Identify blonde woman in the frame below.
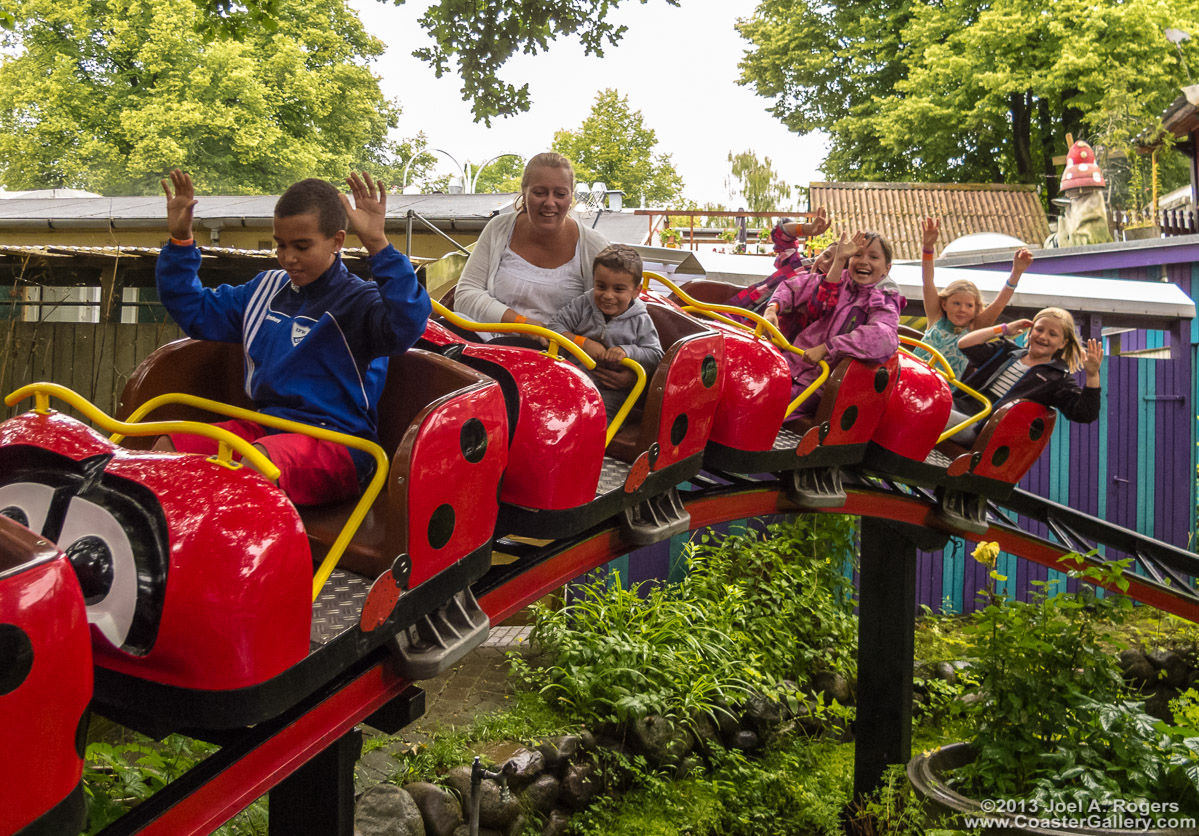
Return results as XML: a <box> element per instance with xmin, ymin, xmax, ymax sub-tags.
<box><xmin>454</xmin><ymin>152</ymin><xmax>609</xmax><ymax>336</ymax></box>
<box><xmin>946</xmin><ymin>307</ymin><xmax>1103</xmax><ymax>444</ymax></box>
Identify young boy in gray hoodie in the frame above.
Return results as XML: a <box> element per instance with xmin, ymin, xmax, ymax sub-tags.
<box><xmin>548</xmin><ymin>244</ymin><xmax>663</xmax><ymax>419</ymax></box>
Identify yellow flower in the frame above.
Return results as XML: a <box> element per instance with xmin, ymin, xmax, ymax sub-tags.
<box><xmin>972</xmin><ymin>541</ymin><xmax>1000</xmax><ymax>568</ymax></box>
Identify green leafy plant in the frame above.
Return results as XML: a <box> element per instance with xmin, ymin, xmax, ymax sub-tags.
<box><xmin>517</xmin><ymin>517</ymin><xmax>858</xmax><ymax>730</ymax></box>
<box><xmin>657</xmin><ymin>226</ymin><xmax>682</xmax><ymax>247</ymax></box>
<box><xmin>951</xmin><ymin>553</ymin><xmax>1199</xmax><ymax>812</ymax></box>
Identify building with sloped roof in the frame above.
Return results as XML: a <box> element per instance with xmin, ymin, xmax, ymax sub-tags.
<box><xmin>809</xmin><ymin>181</ymin><xmax>1051</xmax><ymax>260</ymax></box>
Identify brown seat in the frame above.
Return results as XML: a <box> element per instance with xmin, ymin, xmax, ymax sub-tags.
<box><xmin>605</xmin><ymin>305</ymin><xmax>713</xmax><ymax>463</ymax></box>
<box><xmin>672</xmin><ymin>279</ymin><xmax>742</xmax><ymax>308</ymax></box>
<box><xmin>117</xmin><ymin>339</ymin><xmax>502</xmax><ymax>578</ymax></box>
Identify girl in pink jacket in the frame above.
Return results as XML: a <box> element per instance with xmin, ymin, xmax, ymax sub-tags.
<box><xmin>764</xmin><ymin>230</ymin><xmax>903</xmax><ymax>412</ymax></box>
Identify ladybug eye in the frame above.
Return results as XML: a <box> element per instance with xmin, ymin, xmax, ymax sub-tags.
<box><xmin>0</xmin><ymin>482</ymin><xmax>55</xmax><ymax>534</ymax></box>
<box><xmin>57</xmin><ymin>496</ymin><xmax>139</xmax><ymax>650</ymax></box>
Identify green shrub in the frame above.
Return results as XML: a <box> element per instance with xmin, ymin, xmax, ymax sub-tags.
<box><xmin>518</xmin><ymin>516</ymin><xmax>858</xmax><ymax>728</ymax></box>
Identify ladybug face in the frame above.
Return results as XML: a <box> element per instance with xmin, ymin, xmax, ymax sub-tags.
<box><xmin>0</xmin><ymin>448</ymin><xmax>168</xmax><ymax>655</ymax></box>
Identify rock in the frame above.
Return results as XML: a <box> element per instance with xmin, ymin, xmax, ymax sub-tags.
<box><xmin>502</xmin><ymin>748</ymin><xmax>545</xmax><ymax>789</ymax></box>
<box><xmin>630</xmin><ymin>715</ymin><xmax>692</xmax><ymax>767</ymax></box>
<box><xmin>932</xmin><ymin>661</ymin><xmax>957</xmax><ymax>685</ymax></box>
<box><xmin>1120</xmin><ymin>648</ymin><xmax>1157</xmax><ymax>685</ymax></box>
<box><xmin>559</xmin><ymin>761</ymin><xmax>598</xmax><ymax>810</ymax></box>
<box><xmin>676</xmin><ymin>755</ymin><xmax>703</xmax><ymax>778</ymax></box>
<box><xmin>811</xmin><ymin>671</ymin><xmax>852</xmax><ymax>705</ymax></box>
<box><xmin>444</xmin><ymin>766</ymin><xmax>473</xmax><ymax>808</ymax></box>
<box><xmin>542</xmin><ymin>809</ymin><xmax>570</xmax><ymax>836</ymax></box>
<box><xmin>744</xmin><ymin>694</ymin><xmax>783</xmax><ymax>733</ymax></box>
<box><xmin>686</xmin><ymin>712</ymin><xmax>721</xmax><ymax>752</ymax></box>
<box><xmin>535</xmin><ymin>735</ymin><xmax>582</xmax><ymax>776</ymax></box>
<box><xmin>726</xmin><ymin>729</ymin><xmax>760</xmax><ymax>752</ymax></box>
<box><xmin>1145</xmin><ymin>686</ymin><xmax>1181</xmax><ymax>723</ymax></box>
<box><xmin>452</xmin><ymin>827</ymin><xmax>500</xmax><ymax>836</ymax></box>
<box><xmin>355</xmin><ymin>785</ymin><xmax>426</xmax><ymax>836</ymax></box>
<box><xmin>1148</xmin><ymin>649</ymin><xmax>1188</xmax><ymax>688</ymax></box>
<box><xmin>441</xmin><ymin>765</ymin><xmax>520</xmax><ymax>831</ymax></box>
<box><xmin>521</xmin><ymin>774</ymin><xmax>560</xmax><ymax>814</ymax></box>
<box><xmin>713</xmin><ymin>703</ymin><xmax>739</xmax><ymax>737</ymax></box>
<box><xmin>578</xmin><ymin>730</ymin><xmax>596</xmax><ymax>751</ymax></box>
<box><xmin>404</xmin><ymin>782</ymin><xmax>463</xmax><ymax>836</ymax></box>
<box><xmin>504</xmin><ymin>813</ymin><xmax>527</xmax><ymax>836</ymax></box>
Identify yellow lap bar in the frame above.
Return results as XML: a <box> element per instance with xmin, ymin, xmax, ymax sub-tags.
<box><xmin>645</xmin><ymin>271</ymin><xmax>829</xmax><ymax>418</ymax></box>
<box><xmin>115</xmin><ymin>392</ymin><xmax>389</xmax><ymax>601</ymax></box>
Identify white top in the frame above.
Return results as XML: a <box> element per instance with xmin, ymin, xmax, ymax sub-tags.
<box><xmin>490</xmin><ymin>241</ymin><xmax>584</xmax><ymax>329</ymax></box>
<box><xmin>454</xmin><ymin>211</ymin><xmax>610</xmax><ymax>325</ymax></box>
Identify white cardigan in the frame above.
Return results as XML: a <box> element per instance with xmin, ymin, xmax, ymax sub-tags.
<box><xmin>454</xmin><ymin>211</ymin><xmax>610</xmax><ymax>325</ymax></box>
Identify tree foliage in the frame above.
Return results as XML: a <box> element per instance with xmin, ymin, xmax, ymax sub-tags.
<box><xmin>0</xmin><ymin>0</ymin><xmax>434</xmax><ymax>194</ymax></box>
<box><xmin>727</xmin><ymin>149</ymin><xmax>791</xmax><ymax>213</ymax></box>
<box><xmin>553</xmin><ymin>89</ymin><xmax>684</xmax><ymax>207</ymax></box>
<box><xmin>469</xmin><ymin>154</ymin><xmax>525</xmax><ymax>194</ymax></box>
<box><xmin>738</xmin><ymin>0</ymin><xmax>1199</xmax><ymax>201</ymax></box>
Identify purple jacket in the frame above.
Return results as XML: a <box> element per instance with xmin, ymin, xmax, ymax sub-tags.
<box><xmin>770</xmin><ymin>269</ymin><xmax>904</xmax><ymax>394</ymax></box>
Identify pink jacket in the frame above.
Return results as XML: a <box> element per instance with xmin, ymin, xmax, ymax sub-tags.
<box><xmin>770</xmin><ymin>269</ymin><xmax>904</xmax><ymax>391</ymax></box>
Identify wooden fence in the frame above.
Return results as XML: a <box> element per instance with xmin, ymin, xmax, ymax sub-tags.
<box><xmin>1</xmin><ymin>320</ymin><xmax>184</xmax><ymax>420</ymax></box>
<box><xmin>1109</xmin><ymin>207</ymin><xmax>1198</xmax><ymax>238</ymax></box>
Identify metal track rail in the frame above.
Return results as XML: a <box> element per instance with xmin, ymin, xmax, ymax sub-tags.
<box><xmin>88</xmin><ymin>472</ymin><xmax>1199</xmax><ymax>836</ymax></box>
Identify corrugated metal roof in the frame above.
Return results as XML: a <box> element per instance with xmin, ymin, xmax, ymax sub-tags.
<box><xmin>0</xmin><ymin>193</ymin><xmax>516</xmax><ymax>225</ymax></box>
<box><xmin>0</xmin><ymin>243</ymin><xmax>432</xmax><ymax>265</ymax></box>
<box><xmin>809</xmin><ymin>182</ymin><xmax>1051</xmax><ymax>261</ymax></box>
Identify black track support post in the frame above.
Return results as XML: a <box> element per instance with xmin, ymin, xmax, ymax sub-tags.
<box><xmin>852</xmin><ymin>516</ymin><xmax>918</xmax><ymax>805</ymax></box>
<box><xmin>268</xmin><ymin>727</ymin><xmax>363</xmax><ymax>836</ymax></box>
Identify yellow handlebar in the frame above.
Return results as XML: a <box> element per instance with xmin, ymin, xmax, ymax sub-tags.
<box><xmin>897</xmin><ymin>336</ymin><xmax>993</xmax><ymax>443</ymax></box>
<box><xmin>642</xmin><ymin>271</ymin><xmax>829</xmax><ymax>418</ymax></box>
<box><xmin>431</xmin><ymin>300</ymin><xmax>595</xmax><ymax>368</ymax></box>
<box><xmin>117</xmin><ymin>392</ymin><xmax>390</xmax><ymax>601</ymax></box>
<box><xmin>6</xmin><ymin>383</ymin><xmax>281</xmax><ymax>480</ymax></box>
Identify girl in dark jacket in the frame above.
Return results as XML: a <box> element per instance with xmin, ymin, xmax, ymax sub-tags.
<box><xmin>946</xmin><ymin>306</ymin><xmax>1103</xmax><ymax>444</ymax></box>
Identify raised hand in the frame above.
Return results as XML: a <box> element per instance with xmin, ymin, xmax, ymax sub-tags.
<box><xmin>1012</xmin><ymin>248</ymin><xmax>1034</xmax><ymax>274</ymax></box>
<box><xmin>921</xmin><ymin>216</ymin><xmax>939</xmax><ymax>250</ymax></box>
<box><xmin>161</xmin><ymin>169</ymin><xmax>198</xmax><ymax>241</ymax></box>
<box><xmin>1082</xmin><ymin>338</ymin><xmax>1104</xmax><ymax>377</ymax></box>
<box><xmin>341</xmin><ymin>172</ymin><xmax>389</xmax><ymax>255</ymax></box>
<box><xmin>1005</xmin><ymin>318</ymin><xmax>1034</xmax><ymax>337</ymax></box>
<box><xmin>802</xmin><ymin>206</ymin><xmax>830</xmax><ymax>238</ymax></box>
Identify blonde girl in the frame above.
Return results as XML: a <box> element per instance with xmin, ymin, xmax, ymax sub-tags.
<box><xmin>945</xmin><ymin>307</ymin><xmax>1103</xmax><ymax>444</ymax></box>
<box><xmin>918</xmin><ymin>216</ymin><xmax>1032</xmax><ymax>376</ymax></box>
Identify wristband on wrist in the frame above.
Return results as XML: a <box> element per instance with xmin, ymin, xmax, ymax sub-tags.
<box><xmin>1001</xmin><ymin>322</ymin><xmax>1009</xmax><ymax>335</ymax></box>
<box><xmin>1006</xmin><ymin>279</ymin><xmax>1019</xmax><ymax>289</ymax></box>
<box><xmin>170</xmin><ymin>237</ymin><xmax>195</xmax><ymax>247</ymax></box>
<box><xmin>922</xmin><ymin>247</ymin><xmax>935</xmax><ymax>255</ymax></box>
<box><xmin>993</xmin><ymin>324</ymin><xmax>1005</xmax><ymax>336</ymax></box>
<box><xmin>513</xmin><ymin>314</ymin><xmax>527</xmax><ymax>324</ymax></box>
<box><xmin>573</xmin><ymin>334</ymin><xmax>587</xmax><ymax>347</ymax></box>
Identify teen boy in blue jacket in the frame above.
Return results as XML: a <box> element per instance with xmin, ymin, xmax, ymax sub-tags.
<box><xmin>155</xmin><ymin>170</ymin><xmax>432</xmax><ymax>505</ymax></box>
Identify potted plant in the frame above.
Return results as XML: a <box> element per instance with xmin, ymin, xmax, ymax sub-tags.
<box><xmin>908</xmin><ymin>549</ymin><xmax>1199</xmax><ymax>833</ymax></box>
<box><xmin>658</xmin><ymin>227</ymin><xmax>681</xmax><ymax>248</ymax></box>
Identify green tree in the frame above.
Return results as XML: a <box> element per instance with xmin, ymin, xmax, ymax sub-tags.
<box><xmin>470</xmin><ymin>154</ymin><xmax>525</xmax><ymax>194</ymax></box>
<box><xmin>727</xmin><ymin>149</ymin><xmax>791</xmax><ymax>216</ymax></box>
<box><xmin>0</xmin><ymin>0</ymin><xmax>683</xmax><ymax>124</ymax></box>
<box><xmin>738</xmin><ymin>0</ymin><xmax>1199</xmax><ymax>201</ymax></box>
<box><xmin>553</xmin><ymin>89</ymin><xmax>684</xmax><ymax>207</ymax></box>
<box><xmin>0</xmin><ymin>0</ymin><xmax>434</xmax><ymax>194</ymax></box>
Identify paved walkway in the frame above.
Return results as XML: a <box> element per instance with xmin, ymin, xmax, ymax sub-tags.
<box><xmin>355</xmin><ymin>624</ymin><xmax>536</xmax><ymax>787</ymax></box>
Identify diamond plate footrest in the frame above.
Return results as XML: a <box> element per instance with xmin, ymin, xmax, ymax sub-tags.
<box><xmin>935</xmin><ymin>488</ymin><xmax>989</xmax><ymax>536</ymax></box>
<box><xmin>619</xmin><ymin>487</ymin><xmax>691</xmax><ymax>547</ymax></box>
<box><xmin>784</xmin><ymin>466</ymin><xmax>846</xmax><ymax>509</ymax></box>
<box><xmin>391</xmin><ymin>588</ymin><xmax>490</xmax><ymax>681</ymax></box>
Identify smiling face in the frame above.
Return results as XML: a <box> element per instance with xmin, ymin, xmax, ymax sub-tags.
<box><xmin>847</xmin><ymin>238</ymin><xmax>890</xmax><ymax>285</ymax></box>
<box><xmin>592</xmin><ymin>265</ymin><xmax>638</xmax><ymax>318</ymax></box>
<box><xmin>273</xmin><ymin>212</ymin><xmax>344</xmax><ymax>287</ymax></box>
<box><xmin>943</xmin><ymin>291</ymin><xmax>979</xmax><ymax>328</ymax></box>
<box><xmin>1026</xmin><ymin>315</ymin><xmax>1067</xmax><ymax>362</ymax></box>
<box><xmin>522</xmin><ymin>164</ymin><xmax>574</xmax><ymax>235</ymax></box>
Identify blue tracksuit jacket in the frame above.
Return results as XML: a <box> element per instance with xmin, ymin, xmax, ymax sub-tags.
<box><xmin>155</xmin><ymin>242</ymin><xmax>432</xmax><ymax>476</ymax></box>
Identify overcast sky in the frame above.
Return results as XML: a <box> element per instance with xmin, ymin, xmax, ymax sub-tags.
<box><xmin>350</xmin><ymin>0</ymin><xmax>830</xmax><ymax>208</ymax></box>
